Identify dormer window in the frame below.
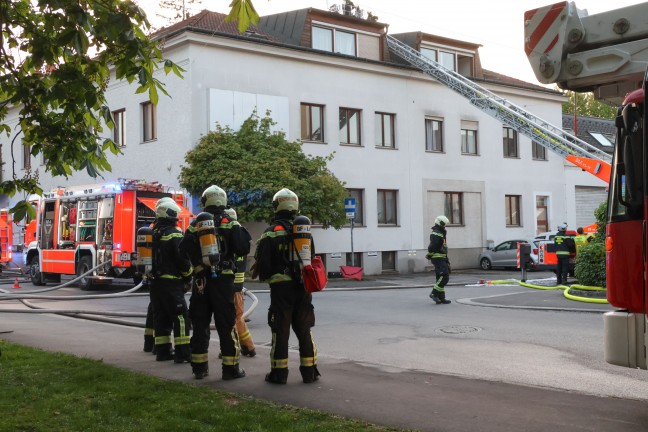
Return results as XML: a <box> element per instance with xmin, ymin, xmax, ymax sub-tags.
<box><xmin>312</xmin><ymin>25</ymin><xmax>357</xmax><ymax>56</ymax></box>
<box><xmin>420</xmin><ymin>44</ymin><xmax>474</xmax><ymax>77</ymax></box>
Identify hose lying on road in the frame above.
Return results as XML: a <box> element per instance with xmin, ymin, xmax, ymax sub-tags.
<box><xmin>485</xmin><ymin>278</ymin><xmax>608</xmax><ymax>304</ymax></box>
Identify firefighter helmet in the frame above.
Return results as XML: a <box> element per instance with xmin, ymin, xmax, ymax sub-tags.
<box><xmin>272</xmin><ymin>188</ymin><xmax>299</xmax><ymax>213</ymax></box>
<box><xmin>223</xmin><ymin>207</ymin><xmax>238</xmax><ymax>221</ymax></box>
<box><xmin>156</xmin><ymin>198</ymin><xmax>181</xmax><ymax>220</ymax></box>
<box><xmin>434</xmin><ymin>215</ymin><xmax>449</xmax><ymax>227</ymax></box>
<box><xmin>201</xmin><ymin>185</ymin><xmax>227</xmax><ymax>209</ymax></box>
<box><xmin>557</xmin><ymin>223</ymin><xmax>568</xmax><ymax>232</ymax></box>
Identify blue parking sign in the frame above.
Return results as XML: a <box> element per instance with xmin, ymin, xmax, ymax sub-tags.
<box><xmin>344</xmin><ymin>197</ymin><xmax>356</xmax><ymax>219</ymax></box>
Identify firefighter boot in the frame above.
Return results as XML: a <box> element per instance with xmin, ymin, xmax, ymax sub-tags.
<box><xmin>241</xmin><ymin>345</ymin><xmax>256</xmax><ymax>357</ymax></box>
<box><xmin>155</xmin><ymin>344</ymin><xmax>174</xmax><ymax>361</ymax></box>
<box><xmin>174</xmin><ymin>345</ymin><xmax>191</xmax><ymax>364</ymax></box>
<box><xmin>429</xmin><ymin>290</ymin><xmax>442</xmax><ymax>304</ymax></box>
<box><xmin>222</xmin><ymin>364</ymin><xmax>246</xmax><ymax>380</ymax></box>
<box><xmin>143</xmin><ymin>335</ymin><xmax>154</xmax><ymax>353</ymax></box>
<box><xmin>265</xmin><ymin>368</ymin><xmax>288</xmax><ymax>384</ymax></box>
<box><xmin>193</xmin><ymin>363</ymin><xmax>209</xmax><ymax>380</ymax></box>
<box><xmin>300</xmin><ymin>366</ymin><xmax>321</xmax><ymax>384</ymax></box>
<box><xmin>438</xmin><ymin>294</ymin><xmax>451</xmax><ymax>305</ymax></box>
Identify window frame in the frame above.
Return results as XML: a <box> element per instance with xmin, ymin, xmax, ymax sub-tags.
<box><xmin>112</xmin><ymin>108</ymin><xmax>126</xmax><ymax>147</ymax></box>
<box><xmin>536</xmin><ymin>195</ymin><xmax>549</xmax><ymax>234</ymax></box>
<box><xmin>505</xmin><ymin>194</ymin><xmax>522</xmax><ymax>227</ymax></box>
<box><xmin>381</xmin><ymin>251</ymin><xmax>396</xmax><ymax>271</ymax></box>
<box><xmin>503</xmin><ymin>127</ymin><xmax>519</xmax><ymax>158</ymax></box>
<box><xmin>532</xmin><ymin>141</ymin><xmax>547</xmax><ymax>161</ymax></box>
<box><xmin>444</xmin><ymin>192</ymin><xmax>464</xmax><ymax>226</ymax></box>
<box><xmin>375</xmin><ymin>112</ymin><xmax>395</xmax><ymax>149</ymax></box>
<box><xmin>301</xmin><ymin>103</ymin><xmax>325</xmax><ymax>143</ymax></box>
<box><xmin>461</xmin><ymin>121</ymin><xmax>478</xmax><ymax>155</ymax></box>
<box><xmin>141</xmin><ymin>101</ymin><xmax>157</xmax><ymax>143</ymax></box>
<box><xmin>425</xmin><ymin>117</ymin><xmax>444</xmax><ymax>153</ymax></box>
<box><xmin>312</xmin><ymin>25</ymin><xmax>357</xmax><ymax>56</ymax></box>
<box><xmin>339</xmin><ymin>107</ymin><xmax>362</xmax><ymax>145</ymax></box>
<box><xmin>377</xmin><ymin>189</ymin><xmax>398</xmax><ymax>225</ymax></box>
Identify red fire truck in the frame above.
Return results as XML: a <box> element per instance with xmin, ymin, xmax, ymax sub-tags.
<box><xmin>0</xmin><ymin>209</ymin><xmax>13</xmax><ymax>269</ymax></box>
<box><xmin>525</xmin><ymin>1</ymin><xmax>648</xmax><ymax>369</ymax></box>
<box><xmin>24</xmin><ymin>179</ymin><xmax>193</xmax><ymax>290</ymax></box>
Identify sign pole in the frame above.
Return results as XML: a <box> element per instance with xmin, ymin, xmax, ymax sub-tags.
<box><xmin>344</xmin><ymin>197</ymin><xmax>357</xmax><ymax>267</ymax></box>
<box><xmin>351</xmin><ymin>218</ymin><xmax>355</xmax><ymax>266</ymax></box>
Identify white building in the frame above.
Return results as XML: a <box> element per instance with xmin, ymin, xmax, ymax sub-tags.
<box><xmin>1</xmin><ymin>7</ymin><xmax>608</xmax><ymax>275</ymax></box>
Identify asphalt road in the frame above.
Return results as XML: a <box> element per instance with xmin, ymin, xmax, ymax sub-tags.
<box><xmin>1</xmin><ymin>269</ymin><xmax>647</xmax><ymax>432</ymax></box>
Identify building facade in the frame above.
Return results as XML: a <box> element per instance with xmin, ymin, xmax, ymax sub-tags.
<box><xmin>1</xmin><ymin>7</ymin><xmax>609</xmax><ymax>275</ymax></box>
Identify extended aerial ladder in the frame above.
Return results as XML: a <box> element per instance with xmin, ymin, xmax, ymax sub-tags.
<box><xmin>385</xmin><ymin>34</ymin><xmax>612</xmax><ymax>183</ymax></box>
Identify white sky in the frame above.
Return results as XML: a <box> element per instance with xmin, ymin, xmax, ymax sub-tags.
<box><xmin>136</xmin><ymin>0</ymin><xmax>647</xmax><ymax>86</ymax></box>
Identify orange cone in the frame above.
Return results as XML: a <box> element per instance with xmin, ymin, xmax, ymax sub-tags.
<box><xmin>13</xmin><ymin>278</ymin><xmax>20</xmax><ymax>289</ymax></box>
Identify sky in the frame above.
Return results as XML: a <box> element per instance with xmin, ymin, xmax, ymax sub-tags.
<box><xmin>135</xmin><ymin>0</ymin><xmax>647</xmax><ymax>87</ymax></box>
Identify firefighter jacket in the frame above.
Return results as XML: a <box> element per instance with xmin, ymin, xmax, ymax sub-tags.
<box><xmin>426</xmin><ymin>224</ymin><xmax>448</xmax><ymax>260</ymax></box>
<box><xmin>255</xmin><ymin>213</ymin><xmax>315</xmax><ymax>284</ymax></box>
<box><xmin>179</xmin><ymin>209</ymin><xmax>250</xmax><ymax>277</ymax></box>
<box><xmin>151</xmin><ymin>219</ymin><xmax>193</xmax><ymax>281</ymax></box>
<box><xmin>554</xmin><ymin>233</ymin><xmax>576</xmax><ymax>256</ymax></box>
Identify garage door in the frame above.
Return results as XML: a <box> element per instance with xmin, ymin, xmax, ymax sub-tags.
<box><xmin>575</xmin><ymin>186</ymin><xmax>607</xmax><ymax>228</ymax></box>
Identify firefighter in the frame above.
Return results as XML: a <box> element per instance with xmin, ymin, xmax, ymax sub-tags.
<box><xmin>180</xmin><ymin>185</ymin><xmax>249</xmax><ymax>380</ymax></box>
<box><xmin>224</xmin><ymin>207</ymin><xmax>256</xmax><ymax>358</ymax></box>
<box><xmin>426</xmin><ymin>215</ymin><xmax>451</xmax><ymax>304</ymax></box>
<box><xmin>554</xmin><ymin>223</ymin><xmax>576</xmax><ymax>285</ymax></box>
<box><xmin>254</xmin><ymin>188</ymin><xmax>320</xmax><ymax>384</ymax></box>
<box><xmin>150</xmin><ymin>198</ymin><xmax>193</xmax><ymax>363</ymax></box>
<box><xmin>574</xmin><ymin>227</ymin><xmax>591</xmax><ymax>254</ymax></box>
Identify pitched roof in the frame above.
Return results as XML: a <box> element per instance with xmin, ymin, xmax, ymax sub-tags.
<box><xmin>562</xmin><ymin>114</ymin><xmax>615</xmax><ymax>154</ymax></box>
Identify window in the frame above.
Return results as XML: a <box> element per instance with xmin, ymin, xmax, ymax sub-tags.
<box><xmin>382</xmin><ymin>251</ymin><xmax>396</xmax><ymax>271</ymax></box>
<box><xmin>346</xmin><ymin>252</ymin><xmax>362</xmax><ymax>267</ymax></box>
<box><xmin>377</xmin><ymin>189</ymin><xmax>398</xmax><ymax>225</ymax></box>
<box><xmin>439</xmin><ymin>51</ymin><xmax>456</xmax><ymax>71</ymax></box>
<box><xmin>503</xmin><ymin>127</ymin><xmax>518</xmax><ymax>158</ymax></box>
<box><xmin>301</xmin><ymin>103</ymin><xmax>324</xmax><ymax>142</ymax></box>
<box><xmin>536</xmin><ymin>195</ymin><xmax>549</xmax><ymax>234</ymax></box>
<box><xmin>141</xmin><ymin>101</ymin><xmax>156</xmax><ymax>142</ymax></box>
<box><xmin>425</xmin><ymin>118</ymin><xmax>443</xmax><ymax>152</ymax></box>
<box><xmin>506</xmin><ymin>195</ymin><xmax>521</xmax><ymax>226</ymax></box>
<box><xmin>346</xmin><ymin>189</ymin><xmax>364</xmax><ymax>225</ymax></box>
<box><xmin>444</xmin><ymin>192</ymin><xmax>463</xmax><ymax>225</ymax></box>
<box><xmin>112</xmin><ymin>109</ymin><xmax>126</xmax><ymax>147</ymax></box>
<box><xmin>22</xmin><ymin>142</ymin><xmax>31</xmax><ymax>170</ymax></box>
<box><xmin>421</xmin><ymin>47</ymin><xmax>437</xmax><ymax>62</ymax></box>
<box><xmin>532</xmin><ymin>141</ymin><xmax>547</xmax><ymax>160</ymax></box>
<box><xmin>375</xmin><ymin>112</ymin><xmax>395</xmax><ymax>148</ymax></box>
<box><xmin>339</xmin><ymin>108</ymin><xmax>361</xmax><ymax>145</ymax></box>
<box><xmin>312</xmin><ymin>26</ymin><xmax>356</xmax><ymax>56</ymax></box>
<box><xmin>461</xmin><ymin>121</ymin><xmax>478</xmax><ymax>155</ymax></box>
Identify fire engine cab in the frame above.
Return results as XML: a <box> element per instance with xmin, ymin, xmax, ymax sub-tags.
<box><xmin>24</xmin><ymin>179</ymin><xmax>193</xmax><ymax>290</ymax></box>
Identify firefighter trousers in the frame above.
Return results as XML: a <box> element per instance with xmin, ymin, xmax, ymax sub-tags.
<box><xmin>556</xmin><ymin>255</ymin><xmax>570</xmax><ymax>284</ymax></box>
<box><xmin>150</xmin><ymin>279</ymin><xmax>190</xmax><ymax>358</ymax></box>
<box><xmin>431</xmin><ymin>257</ymin><xmax>450</xmax><ymax>300</ymax></box>
<box><xmin>267</xmin><ymin>280</ymin><xmax>318</xmax><ymax>382</ymax></box>
<box><xmin>234</xmin><ymin>290</ymin><xmax>255</xmax><ymax>352</ymax></box>
<box><xmin>189</xmin><ymin>274</ymin><xmax>240</xmax><ymax>375</ymax></box>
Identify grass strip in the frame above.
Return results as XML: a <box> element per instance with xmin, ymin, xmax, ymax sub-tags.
<box><xmin>0</xmin><ymin>340</ymin><xmax>407</xmax><ymax>432</ymax></box>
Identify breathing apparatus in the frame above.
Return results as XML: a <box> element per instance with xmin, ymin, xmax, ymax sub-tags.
<box><xmin>136</xmin><ymin>226</ymin><xmax>154</xmax><ymax>285</ymax></box>
<box><xmin>195</xmin><ymin>212</ymin><xmax>220</xmax><ymax>278</ymax></box>
<box><xmin>292</xmin><ymin>215</ymin><xmax>312</xmax><ymax>268</ymax></box>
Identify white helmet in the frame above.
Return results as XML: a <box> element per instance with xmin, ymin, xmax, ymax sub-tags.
<box><xmin>272</xmin><ymin>188</ymin><xmax>299</xmax><ymax>213</ymax></box>
<box><xmin>201</xmin><ymin>185</ymin><xmax>227</xmax><ymax>209</ymax></box>
<box><xmin>156</xmin><ymin>198</ymin><xmax>181</xmax><ymax>220</ymax></box>
<box><xmin>434</xmin><ymin>215</ymin><xmax>449</xmax><ymax>227</ymax></box>
<box><xmin>557</xmin><ymin>223</ymin><xmax>568</xmax><ymax>232</ymax></box>
<box><xmin>223</xmin><ymin>207</ymin><xmax>237</xmax><ymax>221</ymax></box>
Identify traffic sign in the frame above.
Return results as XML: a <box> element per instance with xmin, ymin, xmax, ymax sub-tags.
<box><xmin>344</xmin><ymin>197</ymin><xmax>356</xmax><ymax>219</ymax></box>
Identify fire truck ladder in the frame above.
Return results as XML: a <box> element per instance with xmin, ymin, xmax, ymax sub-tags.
<box><xmin>386</xmin><ymin>35</ymin><xmax>612</xmax><ymax>182</ymax></box>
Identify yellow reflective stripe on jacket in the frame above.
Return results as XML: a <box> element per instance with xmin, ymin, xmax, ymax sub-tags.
<box><xmin>261</xmin><ymin>230</ymin><xmax>289</xmax><ymax>239</ymax></box>
<box><xmin>155</xmin><ymin>335</ymin><xmax>171</xmax><ymax>344</ymax></box>
<box><xmin>160</xmin><ymin>232</ymin><xmax>183</xmax><ymax>241</ymax></box>
<box><xmin>182</xmin><ymin>266</ymin><xmax>193</xmax><ymax>278</ymax></box>
<box><xmin>234</xmin><ymin>272</ymin><xmax>245</xmax><ymax>284</ymax></box>
<box><xmin>269</xmin><ymin>274</ymin><xmax>293</xmax><ymax>284</ymax></box>
<box><xmin>159</xmin><ymin>274</ymin><xmax>182</xmax><ymax>279</ymax></box>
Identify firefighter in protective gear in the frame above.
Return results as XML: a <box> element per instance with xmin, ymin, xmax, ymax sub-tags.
<box><xmin>427</xmin><ymin>215</ymin><xmax>451</xmax><ymax>304</ymax></box>
<box><xmin>254</xmin><ymin>188</ymin><xmax>320</xmax><ymax>384</ymax></box>
<box><xmin>223</xmin><ymin>207</ymin><xmax>256</xmax><ymax>357</ymax></box>
<box><xmin>554</xmin><ymin>223</ymin><xmax>576</xmax><ymax>285</ymax></box>
<box><xmin>150</xmin><ymin>198</ymin><xmax>193</xmax><ymax>363</ymax></box>
<box><xmin>180</xmin><ymin>185</ymin><xmax>249</xmax><ymax>380</ymax></box>
<box><xmin>143</xmin><ymin>197</ymin><xmax>176</xmax><ymax>353</ymax></box>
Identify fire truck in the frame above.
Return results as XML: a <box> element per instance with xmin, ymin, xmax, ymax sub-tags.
<box><xmin>525</xmin><ymin>1</ymin><xmax>648</xmax><ymax>370</ymax></box>
<box><xmin>0</xmin><ymin>209</ymin><xmax>13</xmax><ymax>269</ymax></box>
<box><xmin>24</xmin><ymin>179</ymin><xmax>193</xmax><ymax>290</ymax></box>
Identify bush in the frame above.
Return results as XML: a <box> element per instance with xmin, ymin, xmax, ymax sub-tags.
<box><xmin>574</xmin><ymin>241</ymin><xmax>606</xmax><ymax>287</ymax></box>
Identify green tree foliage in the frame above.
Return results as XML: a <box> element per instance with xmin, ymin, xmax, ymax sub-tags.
<box><xmin>0</xmin><ymin>0</ymin><xmax>183</xmax><ymax>222</ymax></box>
<box><xmin>179</xmin><ymin>113</ymin><xmax>348</xmax><ymax>228</ymax></box>
<box><xmin>225</xmin><ymin>0</ymin><xmax>259</xmax><ymax>33</ymax></box>
<box><xmin>561</xmin><ymin>90</ymin><xmax>616</xmax><ymax>119</ymax></box>
<box><xmin>574</xmin><ymin>201</ymin><xmax>607</xmax><ymax>287</ymax></box>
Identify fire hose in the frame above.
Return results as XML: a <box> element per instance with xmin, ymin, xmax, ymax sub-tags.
<box><xmin>482</xmin><ymin>278</ymin><xmax>607</xmax><ymax>304</ymax></box>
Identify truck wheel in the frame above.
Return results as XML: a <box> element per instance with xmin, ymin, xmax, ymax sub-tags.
<box><xmin>29</xmin><ymin>256</ymin><xmax>45</xmax><ymax>286</ymax></box>
<box><xmin>77</xmin><ymin>256</ymin><xmax>94</xmax><ymax>291</ymax></box>
<box><xmin>480</xmin><ymin>258</ymin><xmax>492</xmax><ymax>270</ymax></box>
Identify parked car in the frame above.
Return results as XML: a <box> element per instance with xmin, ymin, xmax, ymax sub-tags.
<box><xmin>534</xmin><ymin>230</ymin><xmax>577</xmax><ymax>241</ymax></box>
<box><xmin>479</xmin><ymin>239</ymin><xmax>539</xmax><ymax>270</ymax></box>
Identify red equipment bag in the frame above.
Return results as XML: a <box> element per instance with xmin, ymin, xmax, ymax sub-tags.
<box><xmin>302</xmin><ymin>256</ymin><xmax>327</xmax><ymax>293</ymax></box>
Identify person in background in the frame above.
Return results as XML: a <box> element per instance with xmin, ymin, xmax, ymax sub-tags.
<box><xmin>554</xmin><ymin>223</ymin><xmax>576</xmax><ymax>285</ymax></box>
<box><xmin>427</xmin><ymin>215</ymin><xmax>451</xmax><ymax>305</ymax></box>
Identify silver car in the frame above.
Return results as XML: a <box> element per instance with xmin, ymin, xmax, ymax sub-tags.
<box><xmin>478</xmin><ymin>239</ymin><xmax>539</xmax><ymax>270</ymax></box>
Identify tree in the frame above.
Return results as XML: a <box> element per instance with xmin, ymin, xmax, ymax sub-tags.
<box><xmin>1</xmin><ymin>0</ymin><xmax>183</xmax><ymax>221</ymax></box>
<box><xmin>225</xmin><ymin>0</ymin><xmax>259</xmax><ymax>33</ymax></box>
<box><xmin>179</xmin><ymin>112</ymin><xmax>348</xmax><ymax>229</ymax></box>
<box><xmin>574</xmin><ymin>201</ymin><xmax>607</xmax><ymax>287</ymax></box>
<box><xmin>561</xmin><ymin>90</ymin><xmax>616</xmax><ymax>119</ymax></box>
